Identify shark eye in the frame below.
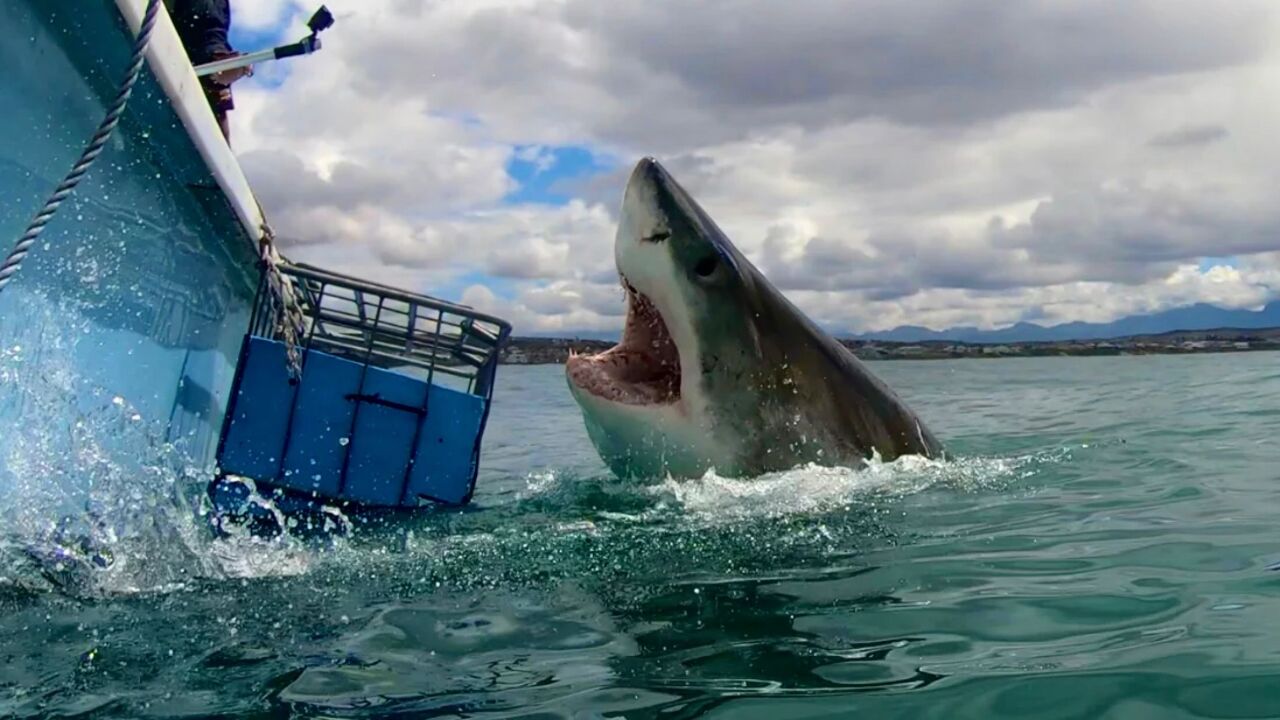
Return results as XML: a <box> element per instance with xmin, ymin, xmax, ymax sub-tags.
<box><xmin>642</xmin><ymin>231</ymin><xmax>671</xmax><ymax>243</ymax></box>
<box><xmin>694</xmin><ymin>254</ymin><xmax>719</xmax><ymax>278</ymax></box>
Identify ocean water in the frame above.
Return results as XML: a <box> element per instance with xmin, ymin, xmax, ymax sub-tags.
<box><xmin>3</xmin><ymin>353</ymin><xmax>1280</xmax><ymax>718</ymax></box>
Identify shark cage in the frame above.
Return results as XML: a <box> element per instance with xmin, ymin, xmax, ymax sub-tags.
<box><xmin>209</xmin><ymin>260</ymin><xmax>512</xmax><ymax>535</ymax></box>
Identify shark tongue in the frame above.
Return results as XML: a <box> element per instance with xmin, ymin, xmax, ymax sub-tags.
<box><xmin>565</xmin><ymin>278</ymin><xmax>681</xmax><ymax>406</ymax></box>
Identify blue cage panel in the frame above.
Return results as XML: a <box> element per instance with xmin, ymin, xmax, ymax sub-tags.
<box><xmin>216</xmin><ymin>338</ymin><xmax>296</xmax><ymax>482</ymax></box>
<box><xmin>407</xmin><ymin>384</ymin><xmax>486</xmax><ymax>505</ymax></box>
<box><xmin>279</xmin><ymin>349</ymin><xmax>362</xmax><ymax>498</ymax></box>
<box><xmin>217</xmin><ymin>337</ymin><xmax>489</xmax><ymax>507</ymax></box>
<box><xmin>341</xmin><ymin>362</ymin><xmax>430</xmax><ymax>506</ymax></box>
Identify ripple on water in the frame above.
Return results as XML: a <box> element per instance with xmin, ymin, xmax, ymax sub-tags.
<box><xmin>6</xmin><ymin>357</ymin><xmax>1280</xmax><ymax>717</ymax></box>
<box><xmin>275</xmin><ymin>582</ymin><xmax>641</xmax><ymax>716</ymax></box>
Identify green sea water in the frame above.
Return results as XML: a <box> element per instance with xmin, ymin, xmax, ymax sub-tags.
<box><xmin>3</xmin><ymin>353</ymin><xmax>1280</xmax><ymax>718</ymax></box>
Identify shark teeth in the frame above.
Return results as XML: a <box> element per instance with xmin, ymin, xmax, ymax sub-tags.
<box><xmin>564</xmin><ymin>273</ymin><xmax>681</xmax><ymax>406</ymax></box>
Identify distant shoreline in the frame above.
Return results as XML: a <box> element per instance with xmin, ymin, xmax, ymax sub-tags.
<box><xmin>498</xmin><ymin>327</ymin><xmax>1280</xmax><ymax>364</ymax></box>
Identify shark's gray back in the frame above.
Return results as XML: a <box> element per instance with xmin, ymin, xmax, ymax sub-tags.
<box><xmin>741</xmin><ymin>259</ymin><xmax>944</xmax><ymax>464</ymax></box>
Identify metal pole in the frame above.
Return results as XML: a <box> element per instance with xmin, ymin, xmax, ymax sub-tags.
<box><xmin>193</xmin><ymin>38</ymin><xmax>321</xmax><ymax>77</ymax></box>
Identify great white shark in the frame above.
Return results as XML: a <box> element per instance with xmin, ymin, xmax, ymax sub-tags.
<box><xmin>565</xmin><ymin>157</ymin><xmax>945</xmax><ymax>480</ymax></box>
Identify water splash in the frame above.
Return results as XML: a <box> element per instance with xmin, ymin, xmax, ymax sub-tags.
<box><xmin>0</xmin><ymin>296</ymin><xmax>315</xmax><ymax>599</ymax></box>
<box><xmin>301</xmin><ymin>447</ymin><xmax>1060</xmax><ymax>602</ymax></box>
<box><xmin>647</xmin><ymin>451</ymin><xmax>1048</xmax><ymax>524</ymax></box>
<box><xmin>0</xmin><ymin>293</ymin><xmax>1060</xmax><ymax>604</ymax></box>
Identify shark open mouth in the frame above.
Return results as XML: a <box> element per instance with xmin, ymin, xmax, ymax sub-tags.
<box><xmin>566</xmin><ymin>277</ymin><xmax>681</xmax><ymax>406</ymax></box>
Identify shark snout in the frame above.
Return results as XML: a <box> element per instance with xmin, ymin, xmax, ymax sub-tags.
<box><xmin>615</xmin><ymin>159</ymin><xmax>675</xmax><ymax>292</ymax></box>
<box><xmin>629</xmin><ymin>156</ymin><xmax>666</xmax><ymax>187</ymax></box>
<box><xmin>620</xmin><ymin>159</ymin><xmax>669</xmax><ymax>238</ymax></box>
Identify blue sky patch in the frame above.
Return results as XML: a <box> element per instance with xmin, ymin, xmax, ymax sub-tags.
<box><xmin>229</xmin><ymin>11</ymin><xmax>319</xmax><ymax>90</ymax></box>
<box><xmin>1198</xmin><ymin>255</ymin><xmax>1239</xmax><ymax>271</ymax></box>
<box><xmin>431</xmin><ymin>271</ymin><xmax>518</xmax><ymax>304</ymax></box>
<box><xmin>504</xmin><ymin>145</ymin><xmax>617</xmax><ymax>206</ymax></box>
<box><xmin>229</xmin><ymin>24</ymin><xmax>288</xmax><ymax>54</ymax></box>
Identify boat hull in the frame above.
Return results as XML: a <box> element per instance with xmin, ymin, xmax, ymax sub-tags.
<box><xmin>0</xmin><ymin>0</ymin><xmax>259</xmax><ymax>522</ymax></box>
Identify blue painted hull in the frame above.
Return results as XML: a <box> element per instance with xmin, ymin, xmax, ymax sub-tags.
<box><xmin>0</xmin><ymin>0</ymin><xmax>258</xmax><ymax>522</ymax></box>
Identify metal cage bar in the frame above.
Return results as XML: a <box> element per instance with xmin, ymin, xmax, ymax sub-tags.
<box><xmin>248</xmin><ymin>261</ymin><xmax>512</xmax><ymax>401</ymax></box>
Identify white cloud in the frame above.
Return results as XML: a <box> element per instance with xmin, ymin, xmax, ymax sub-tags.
<box><xmin>229</xmin><ymin>0</ymin><xmax>305</xmax><ymax>33</ymax></box>
<box><xmin>227</xmin><ymin>0</ymin><xmax>1280</xmax><ymax>337</ymax></box>
<box><xmin>461</xmin><ymin>281</ymin><xmax>623</xmax><ymax>334</ymax></box>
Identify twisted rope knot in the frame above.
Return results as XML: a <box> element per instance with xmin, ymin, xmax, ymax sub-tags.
<box><xmin>258</xmin><ymin>221</ymin><xmax>307</xmax><ymax>379</ymax></box>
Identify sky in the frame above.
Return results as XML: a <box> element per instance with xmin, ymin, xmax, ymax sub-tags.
<box><xmin>224</xmin><ymin>0</ymin><xmax>1280</xmax><ymax>336</ymax></box>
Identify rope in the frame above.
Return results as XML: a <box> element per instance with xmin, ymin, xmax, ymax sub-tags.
<box><xmin>0</xmin><ymin>0</ymin><xmax>164</xmax><ymax>295</ymax></box>
<box><xmin>0</xmin><ymin>0</ymin><xmax>309</xmax><ymax>381</ymax></box>
<box><xmin>257</xmin><ymin>218</ymin><xmax>307</xmax><ymax>379</ymax></box>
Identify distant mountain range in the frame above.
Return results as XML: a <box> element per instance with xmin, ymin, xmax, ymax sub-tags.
<box><xmin>851</xmin><ymin>301</ymin><xmax>1280</xmax><ymax>344</ymax></box>
<box><xmin>522</xmin><ymin>300</ymin><xmax>1280</xmax><ymax>345</ymax></box>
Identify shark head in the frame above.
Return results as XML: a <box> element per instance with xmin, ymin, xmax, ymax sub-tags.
<box><xmin>565</xmin><ymin>158</ymin><xmax>788</xmax><ymax>479</ymax></box>
<box><xmin>566</xmin><ymin>157</ymin><xmax>944</xmax><ymax>481</ymax></box>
